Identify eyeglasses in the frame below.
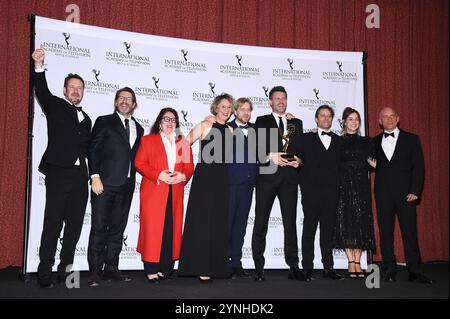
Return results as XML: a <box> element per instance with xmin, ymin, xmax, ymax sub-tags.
<box><xmin>117</xmin><ymin>96</ymin><xmax>133</xmax><ymax>102</ymax></box>
<box><xmin>162</xmin><ymin>116</ymin><xmax>177</xmax><ymax>123</ymax></box>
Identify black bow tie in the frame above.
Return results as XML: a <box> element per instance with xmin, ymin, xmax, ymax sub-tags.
<box><xmin>384</xmin><ymin>132</ymin><xmax>395</xmax><ymax>138</ymax></box>
<box><xmin>74</xmin><ymin>106</ymin><xmax>83</xmax><ymax>112</ymax></box>
<box><xmin>321</xmin><ymin>131</ymin><xmax>332</xmax><ymax>136</ymax></box>
<box><xmin>238</xmin><ymin>124</ymin><xmax>249</xmax><ymax>129</ymax></box>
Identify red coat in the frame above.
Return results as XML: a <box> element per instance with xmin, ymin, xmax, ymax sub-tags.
<box><xmin>134</xmin><ymin>133</ymin><xmax>194</xmax><ymax>263</ymax></box>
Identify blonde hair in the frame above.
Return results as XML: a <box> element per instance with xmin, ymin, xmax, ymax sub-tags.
<box><xmin>210</xmin><ymin>93</ymin><xmax>234</xmax><ymax>115</ymax></box>
<box><xmin>234</xmin><ymin>97</ymin><xmax>253</xmax><ymax>111</ymax></box>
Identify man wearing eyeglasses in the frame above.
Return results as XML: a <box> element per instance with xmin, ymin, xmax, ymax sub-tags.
<box><xmin>87</xmin><ymin>87</ymin><xmax>144</xmax><ymax>286</ymax></box>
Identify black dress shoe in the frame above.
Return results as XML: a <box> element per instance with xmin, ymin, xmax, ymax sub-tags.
<box><xmin>408</xmin><ymin>272</ymin><xmax>434</xmax><ymax>284</ymax></box>
<box><xmin>288</xmin><ymin>268</ymin><xmax>307</xmax><ymax>281</ymax></box>
<box><xmin>102</xmin><ymin>271</ymin><xmax>132</xmax><ymax>283</ymax></box>
<box><xmin>57</xmin><ymin>272</ymin><xmax>71</xmax><ymax>284</ymax></box>
<box><xmin>303</xmin><ymin>269</ymin><xmax>314</xmax><ymax>281</ymax></box>
<box><xmin>384</xmin><ymin>271</ymin><xmax>397</xmax><ymax>282</ymax></box>
<box><xmin>88</xmin><ymin>273</ymin><xmax>102</xmax><ymax>287</ymax></box>
<box><xmin>254</xmin><ymin>272</ymin><xmax>265</xmax><ymax>282</ymax></box>
<box><xmin>198</xmin><ymin>277</ymin><xmax>213</xmax><ymax>283</ymax></box>
<box><xmin>37</xmin><ymin>276</ymin><xmax>55</xmax><ymax>288</ymax></box>
<box><xmin>231</xmin><ymin>266</ymin><xmax>250</xmax><ymax>279</ymax></box>
<box><xmin>323</xmin><ymin>269</ymin><xmax>343</xmax><ymax>280</ymax></box>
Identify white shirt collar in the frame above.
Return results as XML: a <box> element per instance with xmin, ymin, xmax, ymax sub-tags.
<box><xmin>272</xmin><ymin>112</ymin><xmax>286</xmax><ymax>120</ymax></box>
<box><xmin>235</xmin><ymin>119</ymin><xmax>248</xmax><ymax>127</ymax></box>
<box><xmin>160</xmin><ymin>131</ymin><xmax>176</xmax><ymax>142</ymax></box>
<box><xmin>116</xmin><ymin>111</ymin><xmax>132</xmax><ymax>123</ymax></box>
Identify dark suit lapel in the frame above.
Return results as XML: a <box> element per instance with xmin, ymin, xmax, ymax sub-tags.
<box><xmin>390</xmin><ymin>130</ymin><xmax>404</xmax><ymax>162</ymax></box>
<box><xmin>113</xmin><ymin>113</ymin><xmax>131</xmax><ymax>148</ymax></box>
<box><xmin>131</xmin><ymin>116</ymin><xmax>143</xmax><ymax>151</ymax></box>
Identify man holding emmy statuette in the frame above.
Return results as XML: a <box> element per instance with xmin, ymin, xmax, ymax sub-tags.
<box><xmin>252</xmin><ymin>86</ymin><xmax>305</xmax><ymax>282</ymax></box>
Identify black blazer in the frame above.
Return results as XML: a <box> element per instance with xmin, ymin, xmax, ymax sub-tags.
<box><xmin>298</xmin><ymin>132</ymin><xmax>341</xmax><ymax>199</ymax></box>
<box><xmin>34</xmin><ymin>71</ymin><xmax>92</xmax><ymax>175</ymax></box>
<box><xmin>255</xmin><ymin>114</ymin><xmax>303</xmax><ymax>183</ymax></box>
<box><xmin>227</xmin><ymin>119</ymin><xmax>258</xmax><ymax>186</ymax></box>
<box><xmin>88</xmin><ymin>113</ymin><xmax>144</xmax><ymax>186</ymax></box>
<box><xmin>373</xmin><ymin>129</ymin><xmax>425</xmax><ymax>197</ymax></box>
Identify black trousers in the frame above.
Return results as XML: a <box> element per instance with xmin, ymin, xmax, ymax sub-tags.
<box><xmin>375</xmin><ymin>190</ymin><xmax>421</xmax><ymax>273</ymax></box>
<box><xmin>144</xmin><ymin>186</ymin><xmax>174</xmax><ymax>276</ymax></box>
<box><xmin>38</xmin><ymin>163</ymin><xmax>88</xmax><ymax>279</ymax></box>
<box><xmin>87</xmin><ymin>178</ymin><xmax>134</xmax><ymax>274</ymax></box>
<box><xmin>301</xmin><ymin>191</ymin><xmax>338</xmax><ymax>270</ymax></box>
<box><xmin>252</xmin><ymin>180</ymin><xmax>299</xmax><ymax>273</ymax></box>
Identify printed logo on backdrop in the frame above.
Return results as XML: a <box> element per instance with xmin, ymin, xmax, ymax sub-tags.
<box><xmin>268</xmin><ymin>216</ymin><xmax>283</xmax><ymax>229</ymax></box>
<box><xmin>83</xmin><ymin>209</ymin><xmax>92</xmax><ymax>225</ymax></box>
<box><xmin>132</xmin><ymin>212</ymin><xmax>140</xmax><ymax>224</ymax></box>
<box><xmin>248</xmin><ymin>86</ymin><xmax>270</xmax><ymax>109</ymax></box>
<box><xmin>247</xmin><ymin>216</ymin><xmax>255</xmax><ymax>226</ymax></box>
<box><xmin>242</xmin><ymin>247</ymin><xmax>252</xmax><ymax>260</ymax></box>
<box><xmin>333</xmin><ymin>249</ymin><xmax>346</xmax><ymax>260</ymax></box>
<box><xmin>38</xmin><ymin>174</ymin><xmax>46</xmax><ymax>186</ymax></box>
<box><xmin>84</xmin><ymin>69</ymin><xmax>120</xmax><ymax>95</ymax></box>
<box><xmin>272</xmin><ymin>58</ymin><xmax>311</xmax><ymax>81</ymax></box>
<box><xmin>53</xmin><ymin>237</ymin><xmax>87</xmax><ymax>260</ymax></box>
<box><xmin>298</xmin><ymin>88</ymin><xmax>337</xmax><ymax>111</ymax></box>
<box><xmin>164</xmin><ymin>49</ymin><xmax>207</xmax><ymax>73</ymax></box>
<box><xmin>133</xmin><ymin>180</ymin><xmax>142</xmax><ymax>194</ymax></box>
<box><xmin>105</xmin><ymin>42</ymin><xmax>151</xmax><ymax>68</ymax></box>
<box><xmin>42</xmin><ymin>33</ymin><xmax>91</xmax><ymax>59</ymax></box>
<box><xmin>191</xmin><ymin>82</ymin><xmax>217</xmax><ymax>105</ymax></box>
<box><xmin>134</xmin><ymin>118</ymin><xmax>151</xmax><ymax>132</ymax></box>
<box><xmin>120</xmin><ymin>234</ymin><xmax>139</xmax><ymax>259</ymax></box>
<box><xmin>273</xmin><ymin>247</ymin><xmax>284</xmax><ymax>257</ymax></box>
<box><xmin>178</xmin><ymin>109</ymin><xmax>195</xmax><ymax>137</ymax></box>
<box><xmin>219</xmin><ymin>54</ymin><xmax>260</xmax><ymax>78</ymax></box>
<box><xmin>322</xmin><ymin>61</ymin><xmax>357</xmax><ymax>83</ymax></box>
<box><xmin>134</xmin><ymin>76</ymin><xmax>179</xmax><ymax>101</ymax></box>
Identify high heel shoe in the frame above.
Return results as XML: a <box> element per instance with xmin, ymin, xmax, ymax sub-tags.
<box><xmin>354</xmin><ymin>262</ymin><xmax>365</xmax><ymax>278</ymax></box>
<box><xmin>347</xmin><ymin>261</ymin><xmax>357</xmax><ymax>279</ymax></box>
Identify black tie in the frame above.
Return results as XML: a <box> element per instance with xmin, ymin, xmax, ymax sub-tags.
<box><xmin>239</xmin><ymin>124</ymin><xmax>249</xmax><ymax>129</ymax></box>
<box><xmin>278</xmin><ymin>116</ymin><xmax>284</xmax><ymax>135</ymax></box>
<box><xmin>321</xmin><ymin>131</ymin><xmax>332</xmax><ymax>136</ymax></box>
<box><xmin>125</xmin><ymin>119</ymin><xmax>130</xmax><ymax>141</ymax></box>
<box><xmin>384</xmin><ymin>132</ymin><xmax>395</xmax><ymax>138</ymax></box>
<box><xmin>74</xmin><ymin>106</ymin><xmax>82</xmax><ymax>112</ymax></box>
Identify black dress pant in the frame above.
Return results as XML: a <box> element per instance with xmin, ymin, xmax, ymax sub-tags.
<box><xmin>144</xmin><ymin>186</ymin><xmax>174</xmax><ymax>276</ymax></box>
<box><xmin>252</xmin><ymin>179</ymin><xmax>299</xmax><ymax>273</ymax></box>
<box><xmin>88</xmin><ymin>178</ymin><xmax>134</xmax><ymax>274</ymax></box>
<box><xmin>38</xmin><ymin>163</ymin><xmax>88</xmax><ymax>279</ymax></box>
<box><xmin>301</xmin><ymin>190</ymin><xmax>338</xmax><ymax>270</ymax></box>
<box><xmin>375</xmin><ymin>190</ymin><xmax>421</xmax><ymax>273</ymax></box>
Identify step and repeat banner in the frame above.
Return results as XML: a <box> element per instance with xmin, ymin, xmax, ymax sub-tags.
<box><xmin>26</xmin><ymin>16</ymin><xmax>366</xmax><ymax>272</ymax></box>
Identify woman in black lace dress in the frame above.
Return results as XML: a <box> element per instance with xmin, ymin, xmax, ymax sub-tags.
<box><xmin>334</xmin><ymin>107</ymin><xmax>376</xmax><ymax>278</ymax></box>
<box><xmin>177</xmin><ymin>93</ymin><xmax>234</xmax><ymax>282</ymax></box>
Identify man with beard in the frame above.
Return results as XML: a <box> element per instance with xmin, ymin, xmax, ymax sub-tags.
<box><xmin>87</xmin><ymin>88</ymin><xmax>144</xmax><ymax>286</ymax></box>
<box><xmin>32</xmin><ymin>45</ymin><xmax>92</xmax><ymax>288</ymax></box>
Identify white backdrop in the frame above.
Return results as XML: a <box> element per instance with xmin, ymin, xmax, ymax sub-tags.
<box><xmin>26</xmin><ymin>16</ymin><xmax>367</xmax><ymax>272</ymax></box>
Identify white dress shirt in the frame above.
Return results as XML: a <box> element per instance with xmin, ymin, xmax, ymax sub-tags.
<box><xmin>235</xmin><ymin>119</ymin><xmax>248</xmax><ymax>137</ymax></box>
<box><xmin>160</xmin><ymin>131</ymin><xmax>177</xmax><ymax>173</ymax></box>
<box><xmin>318</xmin><ymin>128</ymin><xmax>332</xmax><ymax>150</ymax></box>
<box><xmin>117</xmin><ymin>112</ymin><xmax>137</xmax><ymax>177</ymax></box>
<box><xmin>272</xmin><ymin>112</ymin><xmax>287</xmax><ymax>144</ymax></box>
<box><xmin>381</xmin><ymin>127</ymin><xmax>400</xmax><ymax>161</ymax></box>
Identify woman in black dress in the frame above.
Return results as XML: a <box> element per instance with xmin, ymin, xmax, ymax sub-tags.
<box><xmin>177</xmin><ymin>93</ymin><xmax>234</xmax><ymax>282</ymax></box>
<box><xmin>334</xmin><ymin>107</ymin><xmax>376</xmax><ymax>278</ymax></box>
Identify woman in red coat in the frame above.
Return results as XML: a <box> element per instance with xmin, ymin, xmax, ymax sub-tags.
<box><xmin>134</xmin><ymin>108</ymin><xmax>194</xmax><ymax>283</ymax></box>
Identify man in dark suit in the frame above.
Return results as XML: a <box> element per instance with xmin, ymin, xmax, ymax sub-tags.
<box><xmin>252</xmin><ymin>86</ymin><xmax>305</xmax><ymax>281</ymax></box>
<box><xmin>374</xmin><ymin>107</ymin><xmax>433</xmax><ymax>284</ymax></box>
<box><xmin>227</xmin><ymin>98</ymin><xmax>258</xmax><ymax>278</ymax></box>
<box><xmin>32</xmin><ymin>45</ymin><xmax>92</xmax><ymax>288</ymax></box>
<box><xmin>299</xmin><ymin>105</ymin><xmax>343</xmax><ymax>281</ymax></box>
<box><xmin>87</xmin><ymin>87</ymin><xmax>144</xmax><ymax>286</ymax></box>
